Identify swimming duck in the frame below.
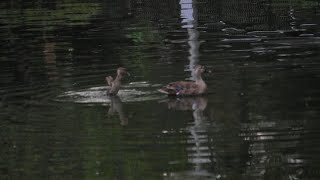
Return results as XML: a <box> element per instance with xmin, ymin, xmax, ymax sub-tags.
<box><xmin>158</xmin><ymin>65</ymin><xmax>207</xmax><ymax>96</ymax></box>
<box><xmin>106</xmin><ymin>67</ymin><xmax>129</xmax><ymax>96</ymax></box>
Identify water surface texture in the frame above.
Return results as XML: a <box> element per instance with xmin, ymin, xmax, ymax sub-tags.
<box><xmin>1</xmin><ymin>0</ymin><xmax>320</xmax><ymax>179</ymax></box>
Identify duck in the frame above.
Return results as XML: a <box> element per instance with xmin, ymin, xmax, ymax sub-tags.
<box><xmin>158</xmin><ymin>65</ymin><xmax>207</xmax><ymax>96</ymax></box>
<box><xmin>105</xmin><ymin>67</ymin><xmax>130</xmax><ymax>96</ymax></box>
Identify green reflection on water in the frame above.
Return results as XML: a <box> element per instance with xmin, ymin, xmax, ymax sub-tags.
<box><xmin>0</xmin><ymin>0</ymin><xmax>101</xmax><ymax>28</ymax></box>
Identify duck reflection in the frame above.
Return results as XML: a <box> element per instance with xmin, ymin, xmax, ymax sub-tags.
<box><xmin>164</xmin><ymin>96</ymin><xmax>207</xmax><ymax>123</ymax></box>
<box><xmin>107</xmin><ymin>96</ymin><xmax>128</xmax><ymax>126</ymax></box>
<box><xmin>161</xmin><ymin>96</ymin><xmax>213</xmax><ymax>178</ymax></box>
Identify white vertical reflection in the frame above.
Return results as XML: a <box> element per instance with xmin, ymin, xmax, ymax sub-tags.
<box><xmin>163</xmin><ymin>97</ymin><xmax>214</xmax><ymax>178</ymax></box>
<box><xmin>180</xmin><ymin>0</ymin><xmax>200</xmax><ymax>80</ymax></box>
<box><xmin>177</xmin><ymin>2</ymin><xmax>211</xmax><ymax>176</ymax></box>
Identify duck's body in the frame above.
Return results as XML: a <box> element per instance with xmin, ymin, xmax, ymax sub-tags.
<box><xmin>158</xmin><ymin>80</ymin><xmax>207</xmax><ymax>96</ymax></box>
<box><xmin>106</xmin><ymin>67</ymin><xmax>129</xmax><ymax>96</ymax></box>
<box><xmin>158</xmin><ymin>65</ymin><xmax>207</xmax><ymax>96</ymax></box>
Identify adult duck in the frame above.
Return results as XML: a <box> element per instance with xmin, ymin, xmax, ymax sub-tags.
<box><xmin>158</xmin><ymin>65</ymin><xmax>207</xmax><ymax>96</ymax></box>
<box><xmin>106</xmin><ymin>67</ymin><xmax>130</xmax><ymax>96</ymax></box>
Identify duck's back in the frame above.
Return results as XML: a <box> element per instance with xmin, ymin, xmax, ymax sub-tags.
<box><xmin>158</xmin><ymin>81</ymin><xmax>200</xmax><ymax>96</ymax></box>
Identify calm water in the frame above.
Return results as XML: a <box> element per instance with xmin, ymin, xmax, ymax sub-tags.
<box><xmin>1</xmin><ymin>0</ymin><xmax>320</xmax><ymax>179</ymax></box>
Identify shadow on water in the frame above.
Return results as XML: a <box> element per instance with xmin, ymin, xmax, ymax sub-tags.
<box><xmin>1</xmin><ymin>0</ymin><xmax>320</xmax><ymax>179</ymax></box>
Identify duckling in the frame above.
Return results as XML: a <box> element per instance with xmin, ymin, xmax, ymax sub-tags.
<box><xmin>105</xmin><ymin>67</ymin><xmax>130</xmax><ymax>96</ymax></box>
<box><xmin>158</xmin><ymin>65</ymin><xmax>207</xmax><ymax>96</ymax></box>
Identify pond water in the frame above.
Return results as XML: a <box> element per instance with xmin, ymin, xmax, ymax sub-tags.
<box><xmin>1</xmin><ymin>0</ymin><xmax>320</xmax><ymax>179</ymax></box>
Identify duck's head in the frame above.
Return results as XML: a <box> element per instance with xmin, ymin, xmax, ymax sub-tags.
<box><xmin>117</xmin><ymin>67</ymin><xmax>130</xmax><ymax>77</ymax></box>
<box><xmin>194</xmin><ymin>65</ymin><xmax>205</xmax><ymax>75</ymax></box>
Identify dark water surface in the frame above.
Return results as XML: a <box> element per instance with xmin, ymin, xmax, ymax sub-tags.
<box><xmin>1</xmin><ymin>0</ymin><xmax>320</xmax><ymax>179</ymax></box>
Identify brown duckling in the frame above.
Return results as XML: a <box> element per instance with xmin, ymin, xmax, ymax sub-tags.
<box><xmin>106</xmin><ymin>67</ymin><xmax>130</xmax><ymax>96</ymax></box>
<box><xmin>158</xmin><ymin>65</ymin><xmax>207</xmax><ymax>96</ymax></box>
